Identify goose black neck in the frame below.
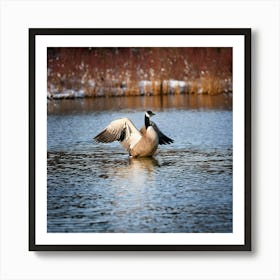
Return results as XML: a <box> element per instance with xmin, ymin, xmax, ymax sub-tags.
<box><xmin>145</xmin><ymin>115</ymin><xmax>150</xmax><ymax>128</ymax></box>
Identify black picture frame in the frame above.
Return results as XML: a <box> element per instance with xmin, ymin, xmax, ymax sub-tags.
<box><xmin>29</xmin><ymin>28</ymin><xmax>251</xmax><ymax>251</ymax></box>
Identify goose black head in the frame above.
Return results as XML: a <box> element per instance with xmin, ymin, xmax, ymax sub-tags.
<box><xmin>145</xmin><ymin>110</ymin><xmax>155</xmax><ymax>128</ymax></box>
<box><xmin>145</xmin><ymin>110</ymin><xmax>155</xmax><ymax>118</ymax></box>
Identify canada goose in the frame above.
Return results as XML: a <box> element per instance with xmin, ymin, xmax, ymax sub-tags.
<box><xmin>94</xmin><ymin>111</ymin><xmax>173</xmax><ymax>157</ymax></box>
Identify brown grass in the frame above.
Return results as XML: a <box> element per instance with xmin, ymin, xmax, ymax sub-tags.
<box><xmin>47</xmin><ymin>47</ymin><xmax>232</xmax><ymax>98</ymax></box>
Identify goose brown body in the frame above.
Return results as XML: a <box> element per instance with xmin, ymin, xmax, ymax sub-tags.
<box><xmin>130</xmin><ymin>125</ymin><xmax>159</xmax><ymax>157</ymax></box>
<box><xmin>93</xmin><ymin>111</ymin><xmax>173</xmax><ymax>158</ymax></box>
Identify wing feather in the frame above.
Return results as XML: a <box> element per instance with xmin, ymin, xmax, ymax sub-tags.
<box><xmin>94</xmin><ymin>118</ymin><xmax>142</xmax><ymax>152</ymax></box>
<box><xmin>150</xmin><ymin>121</ymin><xmax>174</xmax><ymax>145</ymax></box>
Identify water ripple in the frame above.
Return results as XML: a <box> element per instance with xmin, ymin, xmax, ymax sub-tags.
<box><xmin>47</xmin><ymin>109</ymin><xmax>232</xmax><ymax>233</ymax></box>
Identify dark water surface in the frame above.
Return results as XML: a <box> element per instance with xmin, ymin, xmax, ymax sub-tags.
<box><xmin>47</xmin><ymin>95</ymin><xmax>232</xmax><ymax>233</ymax></box>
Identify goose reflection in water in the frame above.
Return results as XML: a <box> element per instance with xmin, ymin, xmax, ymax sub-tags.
<box><xmin>129</xmin><ymin>157</ymin><xmax>160</xmax><ymax>171</ymax></box>
<box><xmin>109</xmin><ymin>156</ymin><xmax>161</xmax><ymax>225</ymax></box>
<box><xmin>109</xmin><ymin>156</ymin><xmax>160</xmax><ymax>185</ymax></box>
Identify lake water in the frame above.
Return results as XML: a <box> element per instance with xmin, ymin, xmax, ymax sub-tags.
<box><xmin>47</xmin><ymin>94</ymin><xmax>232</xmax><ymax>233</ymax></box>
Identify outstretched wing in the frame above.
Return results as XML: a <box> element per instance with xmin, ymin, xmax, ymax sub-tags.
<box><xmin>94</xmin><ymin>118</ymin><xmax>142</xmax><ymax>152</ymax></box>
<box><xmin>150</xmin><ymin>121</ymin><xmax>174</xmax><ymax>145</ymax></box>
